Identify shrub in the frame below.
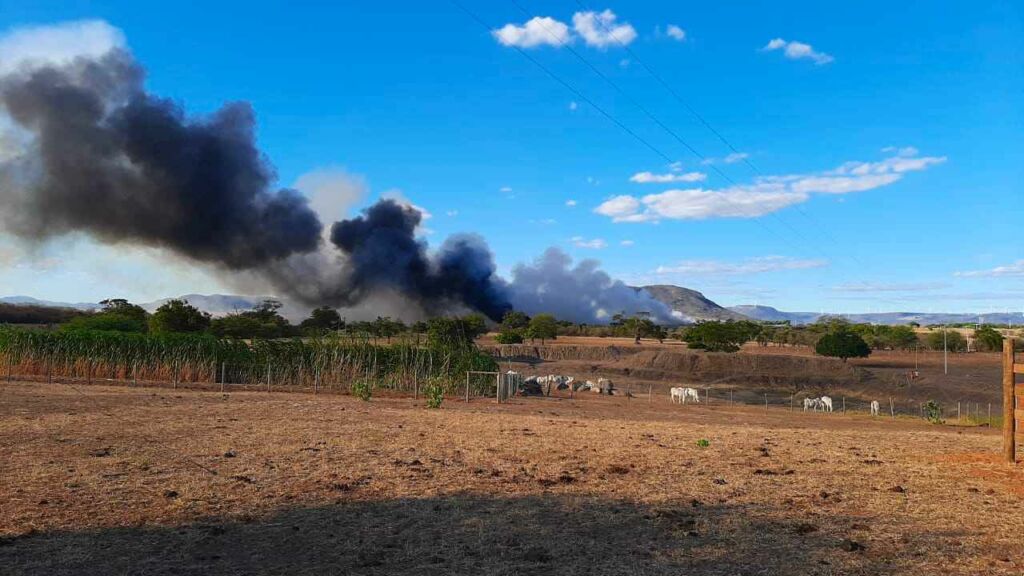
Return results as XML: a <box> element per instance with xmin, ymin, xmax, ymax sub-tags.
<box><xmin>424</xmin><ymin>380</ymin><xmax>444</xmax><ymax>408</ymax></box>
<box><xmin>495</xmin><ymin>329</ymin><xmax>524</xmax><ymax>344</ymax></box>
<box><xmin>696</xmin><ymin>438</ymin><xmax>710</xmax><ymax>448</ymax></box>
<box><xmin>924</xmin><ymin>400</ymin><xmax>942</xmax><ymax>424</ymax></box>
<box><xmin>351</xmin><ymin>379</ymin><xmax>373</xmax><ymax>401</ymax></box>
<box><xmin>815</xmin><ymin>328</ymin><xmax>871</xmax><ymax>362</ymax></box>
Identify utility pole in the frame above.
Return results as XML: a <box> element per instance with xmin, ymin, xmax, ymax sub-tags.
<box><xmin>943</xmin><ymin>326</ymin><xmax>948</xmax><ymax>375</ymax></box>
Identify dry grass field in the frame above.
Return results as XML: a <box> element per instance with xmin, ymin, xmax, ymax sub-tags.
<box><xmin>2</xmin><ymin>377</ymin><xmax>1023</xmax><ymax>575</ymax></box>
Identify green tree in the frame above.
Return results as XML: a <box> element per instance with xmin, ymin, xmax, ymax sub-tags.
<box><xmin>300</xmin><ymin>307</ymin><xmax>343</xmax><ymax>334</ymax></box>
<box><xmin>495</xmin><ymin>329</ymin><xmax>524</xmax><ymax>344</ymax></box>
<box><xmin>926</xmin><ymin>329</ymin><xmax>966</xmax><ymax>352</ymax></box>
<box><xmin>973</xmin><ymin>326</ymin><xmax>1003</xmax><ymax>352</ymax></box>
<box><xmin>426</xmin><ymin>315</ymin><xmax>487</xmax><ymax>349</ymax></box>
<box><xmin>500</xmin><ymin>310</ymin><xmax>530</xmax><ymax>331</ymax></box>
<box><xmin>209</xmin><ymin>314</ymin><xmax>264</xmax><ymax>339</ymax></box>
<box><xmin>62</xmin><ymin>298</ymin><xmax>149</xmax><ymax>333</ymax></box>
<box><xmin>148</xmin><ymin>299</ymin><xmax>211</xmax><ymax>334</ymax></box>
<box><xmin>815</xmin><ymin>328</ymin><xmax>871</xmax><ymax>362</ymax></box>
<box><xmin>526</xmin><ymin>313</ymin><xmax>558</xmax><ymax>344</ymax></box>
<box><xmin>681</xmin><ymin>321</ymin><xmax>753</xmax><ymax>353</ymax></box>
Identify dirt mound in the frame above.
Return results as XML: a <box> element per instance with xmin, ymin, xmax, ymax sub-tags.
<box><xmin>483</xmin><ymin>345</ymin><xmax>642</xmax><ymax>362</ymax></box>
<box><xmin>615</xmin><ymin>350</ymin><xmax>858</xmax><ymax>383</ymax></box>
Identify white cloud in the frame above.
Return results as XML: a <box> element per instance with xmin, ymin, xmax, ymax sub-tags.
<box><xmin>593</xmin><ymin>195</ymin><xmax>645</xmax><ymax>222</ymax></box>
<box><xmin>654</xmin><ymin>256</ymin><xmax>828</xmax><ymax>276</ymax></box>
<box><xmin>639</xmin><ymin>187</ymin><xmax>808</xmax><ymax>220</ymax></box>
<box><xmin>600</xmin><ymin>148</ymin><xmax>945</xmax><ymax>222</ymax></box>
<box><xmin>701</xmin><ymin>152</ymin><xmax>749</xmax><ymax>165</ymax></box>
<box><xmin>620</xmin><ymin>239</ymin><xmax>635</xmax><ymax>246</ymax></box>
<box><xmin>762</xmin><ymin>38</ymin><xmax>833</xmax><ymax>65</ymax></box>
<box><xmin>572</xmin><ymin>10</ymin><xmax>636</xmax><ymax>48</ymax></box>
<box><xmin>955</xmin><ymin>260</ymin><xmax>1024</xmax><ymax>278</ymax></box>
<box><xmin>570</xmin><ymin>236</ymin><xmax>608</xmax><ymax>249</ymax></box>
<box><xmin>630</xmin><ymin>170</ymin><xmax>706</xmax><ymax>184</ymax></box>
<box><xmin>493</xmin><ymin>16</ymin><xmax>571</xmax><ymax>48</ymax></box>
<box><xmin>0</xmin><ymin>20</ymin><xmax>124</xmax><ymax>76</ymax></box>
<box><xmin>665</xmin><ymin>25</ymin><xmax>686</xmax><ymax>41</ymax></box>
<box><xmin>568</xmin><ymin>101</ymin><xmax>578</xmax><ymax>111</ymax></box>
<box><xmin>565</xmin><ymin>199</ymin><xmax>578</xmax><ymax>207</ymax></box>
<box><xmin>500</xmin><ymin>186</ymin><xmax>513</xmax><ymax>193</ymax></box>
<box><xmin>446</xmin><ymin>210</ymin><xmax>459</xmax><ymax>217</ymax></box>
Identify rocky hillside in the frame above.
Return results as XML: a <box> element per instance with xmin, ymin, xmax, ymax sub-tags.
<box><xmin>640</xmin><ymin>285</ymin><xmax>748</xmax><ymax>322</ymax></box>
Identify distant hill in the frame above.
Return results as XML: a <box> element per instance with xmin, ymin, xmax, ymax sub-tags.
<box><xmin>139</xmin><ymin>294</ymin><xmax>270</xmax><ymax>316</ymax></box>
<box><xmin>0</xmin><ymin>296</ymin><xmax>99</xmax><ymax>311</ymax></box>
<box><xmin>728</xmin><ymin>305</ymin><xmax>1024</xmax><ymax>326</ymax></box>
<box><xmin>640</xmin><ymin>285</ymin><xmax>749</xmax><ymax>322</ymax></box>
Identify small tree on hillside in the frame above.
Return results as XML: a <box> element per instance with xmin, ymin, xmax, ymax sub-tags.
<box><xmin>526</xmin><ymin>313</ymin><xmax>558</xmax><ymax>344</ymax></box>
<box><xmin>926</xmin><ymin>329</ymin><xmax>966</xmax><ymax>352</ymax></box>
<box><xmin>300</xmin><ymin>307</ymin><xmax>343</xmax><ymax>334</ymax></box>
<box><xmin>815</xmin><ymin>328</ymin><xmax>871</xmax><ymax>362</ymax></box>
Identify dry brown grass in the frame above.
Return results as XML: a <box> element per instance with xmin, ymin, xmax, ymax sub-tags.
<box><xmin>2</xmin><ymin>380</ymin><xmax>1023</xmax><ymax>575</ymax></box>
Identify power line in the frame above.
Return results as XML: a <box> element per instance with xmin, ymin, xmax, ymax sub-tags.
<box><xmin>452</xmin><ymin>0</ymin><xmax>913</xmax><ymax>311</ymax></box>
<box><xmin>570</xmin><ymin>0</ymin><xmax>876</xmax><ymax>273</ymax></box>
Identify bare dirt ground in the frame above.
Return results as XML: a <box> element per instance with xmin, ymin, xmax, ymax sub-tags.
<box><xmin>2</xmin><ymin>380</ymin><xmax>1023</xmax><ymax>575</ymax></box>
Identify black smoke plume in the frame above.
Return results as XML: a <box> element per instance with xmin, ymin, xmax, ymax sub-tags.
<box><xmin>327</xmin><ymin>200</ymin><xmax>511</xmax><ymax>320</ymax></box>
<box><xmin>0</xmin><ymin>50</ymin><xmax>322</xmax><ymax>268</ymax></box>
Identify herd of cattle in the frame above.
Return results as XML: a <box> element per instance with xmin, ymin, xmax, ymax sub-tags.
<box><xmin>513</xmin><ymin>372</ymin><xmax>884</xmax><ymax>416</ymax></box>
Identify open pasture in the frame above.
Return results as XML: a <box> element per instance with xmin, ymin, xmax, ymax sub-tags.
<box><xmin>2</xmin><ymin>379</ymin><xmax>1023</xmax><ymax>575</ymax></box>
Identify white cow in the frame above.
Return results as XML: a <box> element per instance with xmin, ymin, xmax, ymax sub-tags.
<box><xmin>670</xmin><ymin>387</ymin><xmax>685</xmax><ymax>403</ymax></box>
<box><xmin>870</xmin><ymin>400</ymin><xmax>880</xmax><ymax>416</ymax></box>
<box><xmin>674</xmin><ymin>387</ymin><xmax>699</xmax><ymax>404</ymax></box>
<box><xmin>803</xmin><ymin>397</ymin><xmax>820</xmax><ymax>412</ymax></box>
<box><xmin>820</xmin><ymin>395</ymin><xmax>834</xmax><ymax>413</ymax></box>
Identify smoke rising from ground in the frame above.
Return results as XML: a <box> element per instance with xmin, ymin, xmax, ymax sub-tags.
<box><xmin>507</xmin><ymin>248</ymin><xmax>676</xmax><ymax>323</ymax></box>
<box><xmin>0</xmin><ymin>21</ymin><xmax>677</xmax><ymax>325</ymax></box>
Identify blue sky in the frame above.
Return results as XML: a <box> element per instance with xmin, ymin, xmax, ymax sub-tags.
<box><xmin>0</xmin><ymin>1</ymin><xmax>1021</xmax><ymax>313</ymax></box>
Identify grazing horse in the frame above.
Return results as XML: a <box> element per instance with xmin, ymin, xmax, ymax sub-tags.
<box><xmin>870</xmin><ymin>400</ymin><xmax>880</xmax><ymax>416</ymax></box>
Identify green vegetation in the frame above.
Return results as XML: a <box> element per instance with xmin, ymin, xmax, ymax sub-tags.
<box><xmin>973</xmin><ymin>326</ymin><xmax>1003</xmax><ymax>352</ymax></box>
<box><xmin>0</xmin><ymin>326</ymin><xmax>498</xmax><ymax>397</ymax></box>
<box><xmin>923</xmin><ymin>400</ymin><xmax>943</xmax><ymax>424</ymax></box>
<box><xmin>62</xmin><ymin>299</ymin><xmax>149</xmax><ymax>334</ymax></box>
<box><xmin>679</xmin><ymin>320</ymin><xmax>761</xmax><ymax>353</ymax></box>
<box><xmin>148</xmin><ymin>299</ymin><xmax>211</xmax><ymax>334</ymax></box>
<box><xmin>526</xmin><ymin>313</ymin><xmax>558</xmax><ymax>344</ymax></box>
<box><xmin>696</xmin><ymin>438</ymin><xmax>711</xmax><ymax>448</ymax></box>
<box><xmin>814</xmin><ymin>327</ymin><xmax>871</xmax><ymax>362</ymax></box>
<box><xmin>926</xmin><ymin>329</ymin><xmax>966</xmax><ymax>352</ymax></box>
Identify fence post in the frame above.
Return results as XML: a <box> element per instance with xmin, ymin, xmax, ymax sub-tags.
<box><xmin>220</xmin><ymin>362</ymin><xmax>226</xmax><ymax>393</ymax></box>
<box><xmin>266</xmin><ymin>363</ymin><xmax>271</xmax><ymax>392</ymax></box>
<box><xmin>648</xmin><ymin>384</ymin><xmax>652</xmax><ymax>403</ymax></box>
<box><xmin>465</xmin><ymin>372</ymin><xmax>470</xmax><ymax>403</ymax></box>
<box><xmin>842</xmin><ymin>396</ymin><xmax>846</xmax><ymax>414</ymax></box>
<box><xmin>6</xmin><ymin>352</ymin><xmax>12</xmax><ymax>384</ymax></box>
<box><xmin>86</xmin><ymin>359</ymin><xmax>91</xmax><ymax>386</ymax></box>
<box><xmin>314</xmin><ymin>366</ymin><xmax>320</xmax><ymax>395</ymax></box>
<box><xmin>957</xmin><ymin>401</ymin><xmax>961</xmax><ymax>423</ymax></box>
<box><xmin>729</xmin><ymin>389</ymin><xmax>733</xmax><ymax>405</ymax></box>
<box><xmin>46</xmin><ymin>355</ymin><xmax>51</xmax><ymax>385</ymax></box>
<box><xmin>890</xmin><ymin>397</ymin><xmax>895</xmax><ymax>420</ymax></box>
<box><xmin>764</xmin><ymin>393</ymin><xmax>768</xmax><ymax>411</ymax></box>
<box><xmin>132</xmin><ymin>362</ymin><xmax>137</xmax><ymax>387</ymax></box>
<box><xmin>988</xmin><ymin>403</ymin><xmax>992</xmax><ymax>427</ymax></box>
<box><xmin>1003</xmin><ymin>339</ymin><xmax>1016</xmax><ymax>463</ymax></box>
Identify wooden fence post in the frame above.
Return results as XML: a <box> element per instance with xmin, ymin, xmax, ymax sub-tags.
<box><xmin>842</xmin><ymin>396</ymin><xmax>846</xmax><ymax>414</ymax></box>
<box><xmin>764</xmin><ymin>393</ymin><xmax>768</xmax><ymax>411</ymax></box>
<box><xmin>648</xmin><ymin>384</ymin><xmax>652</xmax><ymax>403</ymax></box>
<box><xmin>1003</xmin><ymin>339</ymin><xmax>1016</xmax><ymax>463</ymax></box>
<box><xmin>266</xmin><ymin>363</ymin><xmax>271</xmax><ymax>392</ymax></box>
<box><xmin>465</xmin><ymin>372</ymin><xmax>470</xmax><ymax>403</ymax></box>
<box><xmin>220</xmin><ymin>362</ymin><xmax>226</xmax><ymax>393</ymax></box>
<box><xmin>890</xmin><ymin>397</ymin><xmax>895</xmax><ymax>420</ymax></box>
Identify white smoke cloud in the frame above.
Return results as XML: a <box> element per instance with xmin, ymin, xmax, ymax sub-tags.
<box><xmin>507</xmin><ymin>248</ymin><xmax>674</xmax><ymax>323</ymax></box>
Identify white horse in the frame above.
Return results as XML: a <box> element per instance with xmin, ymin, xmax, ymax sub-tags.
<box><xmin>870</xmin><ymin>400</ymin><xmax>880</xmax><ymax>416</ymax></box>
<box><xmin>803</xmin><ymin>397</ymin><xmax>820</xmax><ymax>412</ymax></box>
